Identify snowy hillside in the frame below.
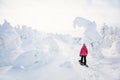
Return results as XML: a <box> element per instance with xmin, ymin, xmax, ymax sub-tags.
<box><xmin>0</xmin><ymin>18</ymin><xmax>120</xmax><ymax>80</ymax></box>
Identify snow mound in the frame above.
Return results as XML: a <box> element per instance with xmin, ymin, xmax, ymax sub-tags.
<box><xmin>13</xmin><ymin>50</ymin><xmax>51</xmax><ymax>69</ymax></box>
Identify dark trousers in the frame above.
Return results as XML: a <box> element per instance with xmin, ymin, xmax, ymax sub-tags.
<box><xmin>80</xmin><ymin>56</ymin><xmax>86</xmax><ymax>65</ymax></box>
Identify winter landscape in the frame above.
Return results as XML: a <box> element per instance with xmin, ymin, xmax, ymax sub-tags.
<box><xmin>0</xmin><ymin>0</ymin><xmax>120</xmax><ymax>80</ymax></box>
<box><xmin>0</xmin><ymin>17</ymin><xmax>120</xmax><ymax>80</ymax></box>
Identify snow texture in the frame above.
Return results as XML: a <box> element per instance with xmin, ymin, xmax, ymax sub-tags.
<box><xmin>0</xmin><ymin>18</ymin><xmax>120</xmax><ymax>80</ymax></box>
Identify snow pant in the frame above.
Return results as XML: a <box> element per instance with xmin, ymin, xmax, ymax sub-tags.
<box><xmin>80</xmin><ymin>56</ymin><xmax>87</xmax><ymax>65</ymax></box>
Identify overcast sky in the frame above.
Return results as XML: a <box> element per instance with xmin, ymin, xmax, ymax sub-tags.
<box><xmin>0</xmin><ymin>0</ymin><xmax>120</xmax><ymax>33</ymax></box>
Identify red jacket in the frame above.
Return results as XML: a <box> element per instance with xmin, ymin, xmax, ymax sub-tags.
<box><xmin>80</xmin><ymin>45</ymin><xmax>88</xmax><ymax>56</ymax></box>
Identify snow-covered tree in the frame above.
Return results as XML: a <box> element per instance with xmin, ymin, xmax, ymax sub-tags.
<box><xmin>0</xmin><ymin>20</ymin><xmax>22</xmax><ymax>67</ymax></box>
<box><xmin>100</xmin><ymin>24</ymin><xmax>120</xmax><ymax>48</ymax></box>
<box><xmin>73</xmin><ymin>17</ymin><xmax>103</xmax><ymax>58</ymax></box>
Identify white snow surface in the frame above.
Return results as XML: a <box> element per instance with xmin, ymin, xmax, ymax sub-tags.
<box><xmin>0</xmin><ymin>18</ymin><xmax>120</xmax><ymax>80</ymax></box>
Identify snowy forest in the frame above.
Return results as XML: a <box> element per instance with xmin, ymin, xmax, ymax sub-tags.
<box><xmin>0</xmin><ymin>17</ymin><xmax>120</xmax><ymax>80</ymax></box>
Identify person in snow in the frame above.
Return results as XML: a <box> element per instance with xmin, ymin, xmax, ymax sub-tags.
<box><xmin>79</xmin><ymin>44</ymin><xmax>88</xmax><ymax>66</ymax></box>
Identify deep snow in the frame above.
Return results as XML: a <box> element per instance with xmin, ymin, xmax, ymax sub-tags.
<box><xmin>0</xmin><ymin>18</ymin><xmax>120</xmax><ymax>80</ymax></box>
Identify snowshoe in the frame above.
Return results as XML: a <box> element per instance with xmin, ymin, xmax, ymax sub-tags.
<box><xmin>84</xmin><ymin>64</ymin><xmax>88</xmax><ymax>67</ymax></box>
<box><xmin>81</xmin><ymin>64</ymin><xmax>89</xmax><ymax>67</ymax></box>
<box><xmin>78</xmin><ymin>60</ymin><xmax>88</xmax><ymax>67</ymax></box>
<box><xmin>78</xmin><ymin>60</ymin><xmax>84</xmax><ymax>65</ymax></box>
